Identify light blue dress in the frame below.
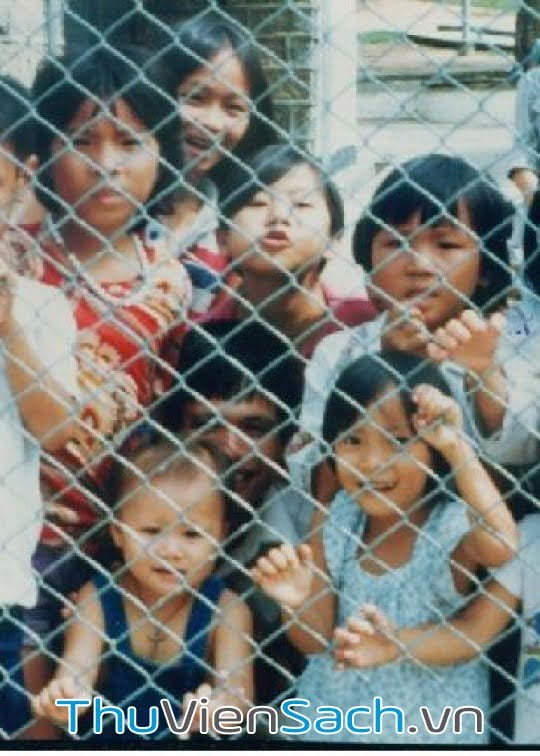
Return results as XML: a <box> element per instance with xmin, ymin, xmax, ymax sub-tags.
<box><xmin>290</xmin><ymin>491</ymin><xmax>489</xmax><ymax>744</ymax></box>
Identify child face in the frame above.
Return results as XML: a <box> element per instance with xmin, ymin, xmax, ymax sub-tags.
<box><xmin>111</xmin><ymin>474</ymin><xmax>225</xmax><ymax>603</ymax></box>
<box><xmin>178</xmin><ymin>48</ymin><xmax>250</xmax><ymax>181</ymax></box>
<box><xmin>370</xmin><ymin>205</ymin><xmax>480</xmax><ymax>330</ymax></box>
<box><xmin>334</xmin><ymin>387</ymin><xmax>432</xmax><ymax>522</ymax></box>
<box><xmin>226</xmin><ymin>163</ymin><xmax>332</xmax><ymax>276</ymax></box>
<box><xmin>50</xmin><ymin>97</ymin><xmax>160</xmax><ymax>235</ymax></box>
<box><xmin>179</xmin><ymin>394</ymin><xmax>283</xmax><ymax>508</ymax></box>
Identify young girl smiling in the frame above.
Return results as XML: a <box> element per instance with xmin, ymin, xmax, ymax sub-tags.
<box><xmin>149</xmin><ymin>13</ymin><xmax>277</xmax><ymax>319</ymax></box>
<box><xmin>253</xmin><ymin>352</ymin><xmax>517</xmax><ymax>744</ymax></box>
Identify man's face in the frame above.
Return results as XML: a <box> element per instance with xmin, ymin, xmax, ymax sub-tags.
<box><xmin>179</xmin><ymin>394</ymin><xmax>285</xmax><ymax>508</ymax></box>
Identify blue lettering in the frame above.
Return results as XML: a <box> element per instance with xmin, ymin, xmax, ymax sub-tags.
<box><xmin>54</xmin><ymin>698</ymin><xmax>91</xmax><ymax>735</ymax></box>
<box><xmin>280</xmin><ymin>698</ymin><xmax>311</xmax><ymax>734</ymax></box>
<box><xmin>373</xmin><ymin>696</ymin><xmax>404</xmax><ymax>735</ymax></box>
<box><xmin>346</xmin><ymin>705</ymin><xmax>371</xmax><ymax>734</ymax></box>
<box><xmin>93</xmin><ymin>696</ymin><xmax>125</xmax><ymax>735</ymax></box>
<box><xmin>126</xmin><ymin>705</ymin><xmax>159</xmax><ymax>735</ymax></box>
<box><xmin>314</xmin><ymin>706</ymin><xmax>342</xmax><ymax>734</ymax></box>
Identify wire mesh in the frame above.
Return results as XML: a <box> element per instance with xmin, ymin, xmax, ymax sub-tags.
<box><xmin>0</xmin><ymin>0</ymin><xmax>538</xmax><ymax>745</ymax></box>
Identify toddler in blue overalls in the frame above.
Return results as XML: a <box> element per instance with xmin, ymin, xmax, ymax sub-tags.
<box><xmin>32</xmin><ymin>440</ymin><xmax>253</xmax><ymax>741</ymax></box>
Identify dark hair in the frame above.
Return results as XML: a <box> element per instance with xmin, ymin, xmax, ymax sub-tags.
<box><xmin>0</xmin><ymin>75</ymin><xmax>35</xmax><ymax>160</ymax></box>
<box><xmin>161</xmin><ymin>12</ymin><xmax>277</xmax><ymax>189</ymax></box>
<box><xmin>523</xmin><ymin>190</ymin><xmax>540</xmax><ymax>293</ymax></box>
<box><xmin>158</xmin><ymin>319</ymin><xmax>304</xmax><ymax>444</ymax></box>
<box><xmin>32</xmin><ymin>45</ymin><xmax>182</xmax><ymax>217</ymax></box>
<box><xmin>219</xmin><ymin>143</ymin><xmax>345</xmax><ymax>239</ymax></box>
<box><xmin>353</xmin><ymin>154</ymin><xmax>513</xmax><ymax>312</ymax></box>
<box><xmin>323</xmin><ymin>351</ymin><xmax>452</xmax><ymax>485</ymax></box>
<box><xmin>113</xmin><ymin>437</ymin><xmax>228</xmax><ymax>513</ymax></box>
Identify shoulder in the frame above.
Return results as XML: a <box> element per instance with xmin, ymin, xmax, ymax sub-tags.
<box><xmin>323</xmin><ymin>287</ymin><xmax>378</xmax><ymax>328</ymax></box>
<box><xmin>429</xmin><ymin>496</ymin><xmax>469</xmax><ymax>542</ymax></box>
<box><xmin>327</xmin><ymin>489</ymin><xmax>363</xmax><ymax>527</ymax></box>
<box><xmin>261</xmin><ymin>484</ymin><xmax>314</xmax><ymax>541</ymax></box>
<box><xmin>309</xmin><ymin>326</ymin><xmax>355</xmax><ymax>370</ymax></box>
<box><xmin>316</xmin><ymin>313</ymin><xmax>385</xmax><ymax>357</ymax></box>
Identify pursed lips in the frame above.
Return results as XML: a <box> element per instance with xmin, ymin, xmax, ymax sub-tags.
<box><xmin>260</xmin><ymin>228</ymin><xmax>290</xmax><ymax>250</ymax></box>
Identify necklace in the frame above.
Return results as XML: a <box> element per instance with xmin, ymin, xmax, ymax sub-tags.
<box><xmin>145</xmin><ymin>601</ymin><xmax>185</xmax><ymax>660</ymax></box>
<box><xmin>147</xmin><ymin>623</ymin><xmax>172</xmax><ymax>659</ymax></box>
<box><xmin>44</xmin><ymin>215</ymin><xmax>154</xmax><ymax>308</ymax></box>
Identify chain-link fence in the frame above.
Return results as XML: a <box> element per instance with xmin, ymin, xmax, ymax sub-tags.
<box><xmin>0</xmin><ymin>0</ymin><xmax>539</xmax><ymax>745</ymax></box>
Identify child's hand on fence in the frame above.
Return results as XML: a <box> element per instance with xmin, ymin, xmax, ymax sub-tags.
<box><xmin>0</xmin><ymin>258</ymin><xmax>16</xmax><ymax>339</ymax></box>
<box><xmin>427</xmin><ymin>309</ymin><xmax>505</xmax><ymax>377</ymax></box>
<box><xmin>382</xmin><ymin>302</ymin><xmax>430</xmax><ymax>354</ymax></box>
<box><xmin>180</xmin><ymin>682</ymin><xmax>245</xmax><ymax>739</ymax></box>
<box><xmin>412</xmin><ymin>384</ymin><xmax>463</xmax><ymax>456</ymax></box>
<box><xmin>334</xmin><ymin>604</ymin><xmax>399</xmax><ymax>668</ymax></box>
<box><xmin>251</xmin><ymin>543</ymin><xmax>314</xmax><ymax>610</ymax></box>
<box><xmin>31</xmin><ymin>676</ymin><xmax>91</xmax><ymax>726</ymax></box>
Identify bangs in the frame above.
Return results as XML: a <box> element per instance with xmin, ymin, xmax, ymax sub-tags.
<box><xmin>353</xmin><ymin>154</ymin><xmax>513</xmax><ymax>312</ymax></box>
<box><xmin>323</xmin><ymin>351</ymin><xmax>452</xmax><ymax>447</ymax></box>
<box><xmin>370</xmin><ymin>169</ymin><xmax>463</xmax><ymax>232</ymax></box>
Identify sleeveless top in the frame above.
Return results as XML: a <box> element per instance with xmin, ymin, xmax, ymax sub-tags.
<box><xmin>85</xmin><ymin>572</ymin><xmax>224</xmax><ymax>741</ymax></box>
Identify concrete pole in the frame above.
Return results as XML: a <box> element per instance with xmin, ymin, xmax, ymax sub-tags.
<box><xmin>460</xmin><ymin>0</ymin><xmax>474</xmax><ymax>55</ymax></box>
<box><xmin>314</xmin><ymin>0</ymin><xmax>358</xmax><ymax>161</ymax></box>
<box><xmin>45</xmin><ymin>0</ymin><xmax>64</xmax><ymax>56</ymax></box>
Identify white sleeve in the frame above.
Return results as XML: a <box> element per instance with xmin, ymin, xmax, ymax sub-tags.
<box><xmin>287</xmin><ymin>332</ymin><xmax>349</xmax><ymax>494</ymax></box>
<box><xmin>15</xmin><ymin>280</ymin><xmax>79</xmax><ymax>400</ymax></box>
<box><xmin>490</xmin><ymin>516</ymin><xmax>540</xmax><ymax>600</ymax></box>
<box><xmin>513</xmin><ymin>73</ymin><xmax>538</xmax><ymax>172</ymax></box>
<box><xmin>299</xmin><ymin>331</ymin><xmax>347</xmax><ymax>438</ymax></box>
<box><xmin>479</xmin><ymin>348</ymin><xmax>539</xmax><ymax>466</ymax></box>
<box><xmin>260</xmin><ymin>487</ymin><xmax>314</xmax><ymax>545</ymax></box>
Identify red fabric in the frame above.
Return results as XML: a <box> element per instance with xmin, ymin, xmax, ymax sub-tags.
<box><xmin>198</xmin><ymin>277</ymin><xmax>377</xmax><ymax>357</ymax></box>
<box><xmin>33</xmin><ymin>234</ymin><xmax>187</xmax><ymax>545</ymax></box>
<box><xmin>188</xmin><ymin>245</ymin><xmax>229</xmax><ymax>274</ymax></box>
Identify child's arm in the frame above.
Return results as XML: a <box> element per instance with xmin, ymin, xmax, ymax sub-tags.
<box><xmin>412</xmin><ymin>384</ymin><xmax>518</xmax><ymax>574</ymax></box>
<box><xmin>334</xmin><ymin>579</ymin><xmax>518</xmax><ymax>669</ymax></box>
<box><xmin>0</xmin><ymin>263</ymin><xmax>77</xmax><ymax>450</ymax></box>
<box><xmin>181</xmin><ymin>590</ymin><xmax>253</xmax><ymax>736</ymax></box>
<box><xmin>31</xmin><ymin>581</ymin><xmax>104</xmax><ymax>727</ymax></box>
<box><xmin>427</xmin><ymin>309</ymin><xmax>508</xmax><ymax>435</ymax></box>
<box><xmin>212</xmin><ymin>590</ymin><xmax>254</xmax><ymax>710</ymax></box>
<box><xmin>252</xmin><ymin>510</ymin><xmax>336</xmax><ymax>655</ymax></box>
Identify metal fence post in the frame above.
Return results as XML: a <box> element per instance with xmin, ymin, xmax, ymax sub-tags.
<box><xmin>45</xmin><ymin>0</ymin><xmax>64</xmax><ymax>56</ymax></box>
<box><xmin>460</xmin><ymin>0</ymin><xmax>474</xmax><ymax>55</ymax></box>
<box><xmin>314</xmin><ymin>0</ymin><xmax>358</xmax><ymax>159</ymax></box>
